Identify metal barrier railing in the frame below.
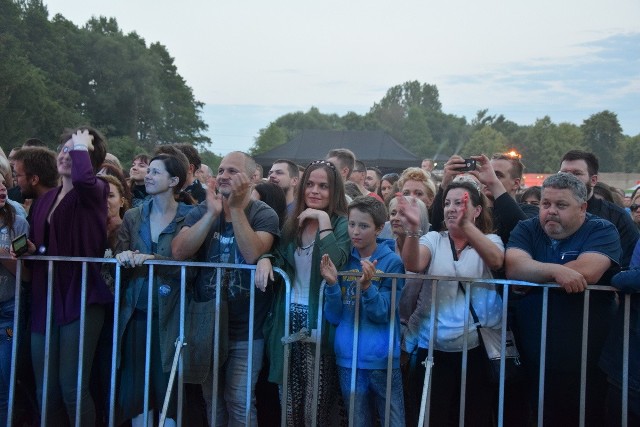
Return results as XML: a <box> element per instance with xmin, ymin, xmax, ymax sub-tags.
<box><xmin>4</xmin><ymin>255</ymin><xmax>291</xmax><ymax>427</ymax></box>
<box><xmin>2</xmin><ymin>256</ymin><xmax>635</xmax><ymax>427</ymax></box>
<box><xmin>311</xmin><ymin>272</ymin><xmax>635</xmax><ymax>427</ymax></box>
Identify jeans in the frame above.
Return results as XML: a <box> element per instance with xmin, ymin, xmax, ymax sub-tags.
<box><xmin>0</xmin><ymin>298</ymin><xmax>15</xmax><ymax>426</ymax></box>
<box><xmin>203</xmin><ymin>339</ymin><xmax>264</xmax><ymax>427</ymax></box>
<box><xmin>31</xmin><ymin>304</ymin><xmax>105</xmax><ymax>425</ymax></box>
<box><xmin>337</xmin><ymin>366</ymin><xmax>405</xmax><ymax>427</ymax></box>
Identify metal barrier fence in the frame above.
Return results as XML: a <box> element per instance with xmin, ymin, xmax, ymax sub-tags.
<box><xmin>2</xmin><ymin>256</ymin><xmax>636</xmax><ymax>427</ymax></box>
<box><xmin>4</xmin><ymin>255</ymin><xmax>292</xmax><ymax>427</ymax></box>
<box><xmin>317</xmin><ymin>272</ymin><xmax>635</xmax><ymax>427</ymax></box>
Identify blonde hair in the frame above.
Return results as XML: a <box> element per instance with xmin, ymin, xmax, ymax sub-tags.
<box><xmin>0</xmin><ymin>156</ymin><xmax>11</xmax><ymax>185</ymax></box>
<box><xmin>397</xmin><ymin>167</ymin><xmax>436</xmax><ymax>199</ymax></box>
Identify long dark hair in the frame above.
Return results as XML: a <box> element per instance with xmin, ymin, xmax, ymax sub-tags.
<box><xmin>283</xmin><ymin>160</ymin><xmax>347</xmax><ymax>243</ymax></box>
<box><xmin>0</xmin><ymin>202</ymin><xmax>16</xmax><ymax>239</ymax></box>
<box><xmin>254</xmin><ymin>182</ymin><xmax>287</xmax><ymax>228</ymax></box>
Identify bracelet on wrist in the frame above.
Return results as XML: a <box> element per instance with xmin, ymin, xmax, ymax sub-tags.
<box><xmin>405</xmin><ymin>229</ymin><xmax>423</xmax><ymax>238</ymax></box>
<box><xmin>318</xmin><ymin>228</ymin><xmax>333</xmax><ymax>234</ymax></box>
<box><xmin>73</xmin><ymin>144</ymin><xmax>89</xmax><ymax>151</ymax></box>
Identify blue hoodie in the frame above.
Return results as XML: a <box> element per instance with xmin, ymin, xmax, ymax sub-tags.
<box><xmin>323</xmin><ymin>238</ymin><xmax>404</xmax><ymax>369</ymax></box>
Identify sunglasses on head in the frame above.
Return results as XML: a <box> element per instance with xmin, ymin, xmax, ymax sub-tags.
<box><xmin>308</xmin><ymin>160</ymin><xmax>336</xmax><ymax>171</ymax></box>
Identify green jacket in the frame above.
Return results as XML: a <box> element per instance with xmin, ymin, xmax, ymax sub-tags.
<box><xmin>264</xmin><ymin>215</ymin><xmax>350</xmax><ymax>383</ymax></box>
<box><xmin>116</xmin><ymin>200</ymin><xmax>213</xmax><ymax>384</ymax></box>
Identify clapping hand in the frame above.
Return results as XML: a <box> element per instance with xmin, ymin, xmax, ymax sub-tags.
<box><xmin>320</xmin><ymin>254</ymin><xmax>338</xmax><ymax>286</ymax></box>
<box><xmin>227</xmin><ymin>173</ymin><xmax>252</xmax><ymax>210</ymax></box>
<box><xmin>358</xmin><ymin>259</ymin><xmax>378</xmax><ymax>291</ymax></box>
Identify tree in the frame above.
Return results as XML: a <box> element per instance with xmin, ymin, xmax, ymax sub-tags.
<box><xmin>460</xmin><ymin>126</ymin><xmax>508</xmax><ymax>157</ymax></box>
<box><xmin>200</xmin><ymin>149</ymin><xmax>222</xmax><ymax>172</ymax></box>
<box><xmin>620</xmin><ymin>134</ymin><xmax>640</xmax><ymax>173</ymax></box>
<box><xmin>402</xmin><ymin>106</ymin><xmax>434</xmax><ymax>157</ymax></box>
<box><xmin>518</xmin><ymin>117</ymin><xmax>583</xmax><ymax>173</ymax></box>
<box><xmin>371</xmin><ymin>80</ymin><xmax>442</xmax><ymax>115</ymax></box>
<box><xmin>369</xmin><ymin>80</ymin><xmax>442</xmax><ymax>145</ymax></box>
<box><xmin>249</xmin><ymin>107</ymin><xmax>348</xmax><ymax>154</ymax></box>
<box><xmin>149</xmin><ymin>43</ymin><xmax>209</xmax><ymax>145</ymax></box>
<box><xmin>425</xmin><ymin>111</ymin><xmax>470</xmax><ymax>158</ymax></box>
<box><xmin>581</xmin><ymin>111</ymin><xmax>623</xmax><ymax>172</ymax></box>
<box><xmin>250</xmin><ymin>123</ymin><xmax>287</xmax><ymax>155</ymax></box>
<box><xmin>0</xmin><ymin>4</ymin><xmax>209</xmax><ymax>150</ymax></box>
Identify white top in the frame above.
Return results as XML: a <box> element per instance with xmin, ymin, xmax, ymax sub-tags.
<box><xmin>292</xmin><ymin>243</ymin><xmax>314</xmax><ymax>306</ymax></box>
<box><xmin>407</xmin><ymin>231</ymin><xmax>504</xmax><ymax>352</ymax></box>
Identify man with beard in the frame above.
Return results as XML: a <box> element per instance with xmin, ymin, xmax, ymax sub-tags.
<box><xmin>506</xmin><ymin>172</ymin><xmax>621</xmax><ymax>426</ymax></box>
<box><xmin>268</xmin><ymin>159</ymin><xmax>299</xmax><ymax>214</ymax></box>
<box><xmin>10</xmin><ymin>147</ymin><xmax>58</xmax><ymax>218</ymax></box>
<box><xmin>560</xmin><ymin>150</ymin><xmax>638</xmax><ymax>268</ymax></box>
<box><xmin>365</xmin><ymin>167</ymin><xmax>382</xmax><ymax>194</ymax></box>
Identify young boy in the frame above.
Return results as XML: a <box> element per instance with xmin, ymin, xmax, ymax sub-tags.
<box><xmin>320</xmin><ymin>196</ymin><xmax>405</xmax><ymax>426</ymax></box>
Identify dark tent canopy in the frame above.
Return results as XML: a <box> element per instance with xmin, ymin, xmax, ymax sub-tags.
<box><xmin>253</xmin><ymin>130</ymin><xmax>421</xmax><ymax>172</ymax></box>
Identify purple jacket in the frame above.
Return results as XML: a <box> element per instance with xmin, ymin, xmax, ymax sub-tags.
<box><xmin>29</xmin><ymin>150</ymin><xmax>113</xmax><ymax>333</ymax></box>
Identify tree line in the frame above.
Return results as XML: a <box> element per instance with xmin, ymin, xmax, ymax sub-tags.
<box><xmin>250</xmin><ymin>81</ymin><xmax>640</xmax><ymax>173</ymax></box>
<box><xmin>0</xmin><ymin>0</ymin><xmax>220</xmax><ymax>165</ymax></box>
<box><xmin>2</xmin><ymin>1</ymin><xmax>638</xmax><ymax>173</ymax></box>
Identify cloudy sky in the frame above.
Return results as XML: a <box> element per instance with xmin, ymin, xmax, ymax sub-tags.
<box><xmin>44</xmin><ymin>0</ymin><xmax>640</xmax><ymax>155</ymax></box>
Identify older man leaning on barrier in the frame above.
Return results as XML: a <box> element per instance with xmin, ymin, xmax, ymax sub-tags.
<box><xmin>505</xmin><ymin>172</ymin><xmax>621</xmax><ymax>426</ymax></box>
<box><xmin>171</xmin><ymin>151</ymin><xmax>280</xmax><ymax>426</ymax></box>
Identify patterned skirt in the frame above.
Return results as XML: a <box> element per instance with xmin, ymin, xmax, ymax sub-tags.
<box><xmin>286</xmin><ymin>303</ymin><xmax>346</xmax><ymax>426</ymax></box>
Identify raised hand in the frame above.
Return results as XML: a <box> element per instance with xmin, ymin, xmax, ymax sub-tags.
<box><xmin>395</xmin><ymin>194</ymin><xmax>421</xmax><ymax>232</ymax></box>
<box><xmin>442</xmin><ymin>155</ymin><xmax>468</xmax><ymax>188</ymax></box>
<box><xmin>227</xmin><ymin>172</ymin><xmax>252</xmax><ymax>210</ymax></box>
<box><xmin>70</xmin><ymin>129</ymin><xmax>94</xmax><ymax>151</ymax></box>
<box><xmin>320</xmin><ymin>254</ymin><xmax>338</xmax><ymax>286</ymax></box>
<box><xmin>206</xmin><ymin>178</ymin><xmax>223</xmax><ymax>218</ymax></box>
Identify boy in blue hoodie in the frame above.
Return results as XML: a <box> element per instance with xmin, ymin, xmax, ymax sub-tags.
<box><xmin>320</xmin><ymin>196</ymin><xmax>405</xmax><ymax>426</ymax></box>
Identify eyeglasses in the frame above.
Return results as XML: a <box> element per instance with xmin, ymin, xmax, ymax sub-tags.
<box><xmin>630</xmin><ymin>204</ymin><xmax>640</xmax><ymax>212</ymax></box>
<box><xmin>309</xmin><ymin>160</ymin><xmax>336</xmax><ymax>171</ymax></box>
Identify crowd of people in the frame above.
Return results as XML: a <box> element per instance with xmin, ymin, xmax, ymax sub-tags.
<box><xmin>0</xmin><ymin>131</ymin><xmax>638</xmax><ymax>427</ymax></box>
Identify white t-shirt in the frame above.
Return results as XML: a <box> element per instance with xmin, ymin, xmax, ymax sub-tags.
<box><xmin>292</xmin><ymin>243</ymin><xmax>314</xmax><ymax>306</ymax></box>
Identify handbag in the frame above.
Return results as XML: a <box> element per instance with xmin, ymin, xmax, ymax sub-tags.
<box><xmin>459</xmin><ymin>282</ymin><xmax>524</xmax><ymax>384</ymax></box>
